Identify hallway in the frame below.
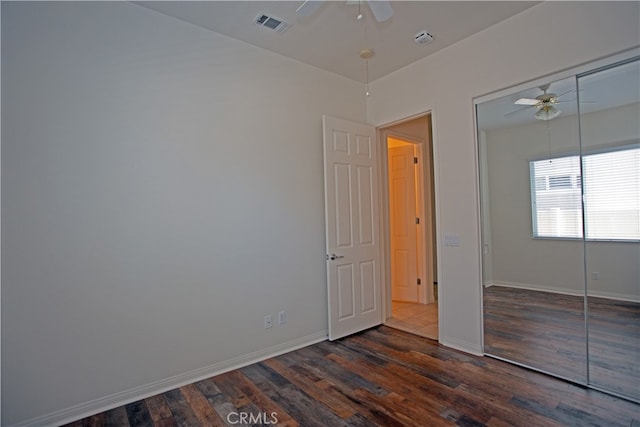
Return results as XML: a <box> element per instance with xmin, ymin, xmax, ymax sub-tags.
<box><xmin>385</xmin><ymin>301</ymin><xmax>438</xmax><ymax>340</ymax></box>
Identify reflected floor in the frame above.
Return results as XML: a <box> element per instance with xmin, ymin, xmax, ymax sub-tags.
<box><xmin>484</xmin><ymin>285</ymin><xmax>640</xmax><ymax>402</ymax></box>
<box><xmin>385</xmin><ymin>301</ymin><xmax>438</xmax><ymax>340</ymax></box>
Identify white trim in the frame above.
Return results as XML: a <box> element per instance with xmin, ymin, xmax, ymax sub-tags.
<box><xmin>472</xmin><ymin>94</ymin><xmax>486</xmax><ymax>354</ymax></box>
<box><xmin>430</xmin><ymin>108</ymin><xmax>443</xmax><ymax>345</ymax></box>
<box><xmin>377</xmin><ymin>127</ymin><xmax>392</xmax><ymax>322</ymax></box>
<box><xmin>473</xmin><ymin>53</ymin><xmax>496</xmax><ymax>357</ymax></box>
<box><xmin>587</xmin><ymin>290</ymin><xmax>640</xmax><ymax>303</ymax></box>
<box><xmin>0</xmin><ymin>0</ymin><xmax>3</xmax><ymax>418</ymax></box>
<box><xmin>0</xmin><ymin>2</ymin><xmax>3</xmax><ymax>421</ymax></box>
<box><xmin>15</xmin><ymin>331</ymin><xmax>328</xmax><ymax>427</ymax></box>
<box><xmin>485</xmin><ymin>281</ymin><xmax>583</xmax><ymax>297</ymax></box>
<box><xmin>439</xmin><ymin>336</ymin><xmax>483</xmax><ymax>357</ymax></box>
<box><xmin>486</xmin><ymin>282</ymin><xmax>640</xmax><ymax>303</ymax></box>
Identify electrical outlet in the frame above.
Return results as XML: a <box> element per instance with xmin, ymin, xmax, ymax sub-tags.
<box><xmin>592</xmin><ymin>272</ymin><xmax>600</xmax><ymax>280</ymax></box>
<box><xmin>264</xmin><ymin>314</ymin><xmax>273</xmax><ymax>329</ymax></box>
<box><xmin>278</xmin><ymin>310</ymin><xmax>287</xmax><ymax>325</ymax></box>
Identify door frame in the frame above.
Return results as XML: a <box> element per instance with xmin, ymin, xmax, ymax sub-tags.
<box><xmin>378</xmin><ymin>113</ymin><xmax>437</xmax><ymax>321</ymax></box>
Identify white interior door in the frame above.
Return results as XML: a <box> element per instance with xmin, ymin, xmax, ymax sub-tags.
<box><xmin>323</xmin><ymin>115</ymin><xmax>382</xmax><ymax>340</ymax></box>
<box><xmin>388</xmin><ymin>143</ymin><xmax>419</xmax><ymax>302</ymax></box>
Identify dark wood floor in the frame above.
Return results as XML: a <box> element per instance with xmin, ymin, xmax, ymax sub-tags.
<box><xmin>64</xmin><ymin>326</ymin><xmax>640</xmax><ymax>427</ymax></box>
<box><xmin>484</xmin><ymin>285</ymin><xmax>640</xmax><ymax>402</ymax></box>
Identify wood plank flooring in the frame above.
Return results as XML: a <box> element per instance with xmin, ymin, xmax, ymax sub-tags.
<box><xmin>64</xmin><ymin>326</ymin><xmax>640</xmax><ymax>427</ymax></box>
<box><xmin>484</xmin><ymin>285</ymin><xmax>640</xmax><ymax>402</ymax></box>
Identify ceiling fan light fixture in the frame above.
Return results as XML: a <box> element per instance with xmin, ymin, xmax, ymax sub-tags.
<box><xmin>535</xmin><ymin>105</ymin><xmax>561</xmax><ymax>121</ymax></box>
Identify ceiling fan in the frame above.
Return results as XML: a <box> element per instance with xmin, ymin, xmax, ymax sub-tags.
<box><xmin>510</xmin><ymin>84</ymin><xmax>565</xmax><ymax>121</ymax></box>
<box><xmin>296</xmin><ymin>0</ymin><xmax>393</xmax><ymax>22</ymax></box>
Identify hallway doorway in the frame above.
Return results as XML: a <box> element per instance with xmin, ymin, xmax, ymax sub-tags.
<box><xmin>381</xmin><ymin>114</ymin><xmax>438</xmax><ymax>340</ymax></box>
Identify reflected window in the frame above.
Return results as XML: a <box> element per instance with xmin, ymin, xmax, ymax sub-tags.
<box><xmin>530</xmin><ymin>145</ymin><xmax>640</xmax><ymax>240</ymax></box>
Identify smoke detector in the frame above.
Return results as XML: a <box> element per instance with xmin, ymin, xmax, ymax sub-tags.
<box><xmin>414</xmin><ymin>31</ymin><xmax>434</xmax><ymax>45</ymax></box>
<box><xmin>359</xmin><ymin>49</ymin><xmax>375</xmax><ymax>60</ymax></box>
<box><xmin>254</xmin><ymin>13</ymin><xmax>290</xmax><ymax>33</ymax></box>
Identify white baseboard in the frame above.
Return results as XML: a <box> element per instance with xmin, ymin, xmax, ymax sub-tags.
<box><xmin>439</xmin><ymin>336</ymin><xmax>483</xmax><ymax>357</ymax></box>
<box><xmin>586</xmin><ymin>289</ymin><xmax>640</xmax><ymax>303</ymax></box>
<box><xmin>14</xmin><ymin>331</ymin><xmax>328</xmax><ymax>427</ymax></box>
<box><xmin>484</xmin><ymin>281</ymin><xmax>583</xmax><ymax>297</ymax></box>
<box><xmin>485</xmin><ymin>281</ymin><xmax>639</xmax><ymax>303</ymax></box>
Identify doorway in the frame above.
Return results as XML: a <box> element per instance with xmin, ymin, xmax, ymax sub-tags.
<box><xmin>381</xmin><ymin>114</ymin><xmax>438</xmax><ymax>340</ymax></box>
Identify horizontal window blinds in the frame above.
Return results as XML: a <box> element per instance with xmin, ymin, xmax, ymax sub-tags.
<box><xmin>583</xmin><ymin>147</ymin><xmax>640</xmax><ymax>240</ymax></box>
<box><xmin>530</xmin><ymin>146</ymin><xmax>639</xmax><ymax>240</ymax></box>
<box><xmin>531</xmin><ymin>156</ymin><xmax>582</xmax><ymax>238</ymax></box>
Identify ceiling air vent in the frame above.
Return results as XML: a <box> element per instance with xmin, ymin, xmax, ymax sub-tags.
<box><xmin>255</xmin><ymin>13</ymin><xmax>290</xmax><ymax>33</ymax></box>
<box><xmin>414</xmin><ymin>31</ymin><xmax>434</xmax><ymax>45</ymax></box>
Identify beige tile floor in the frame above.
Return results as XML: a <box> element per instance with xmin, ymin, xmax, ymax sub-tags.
<box><xmin>385</xmin><ymin>301</ymin><xmax>439</xmax><ymax>340</ymax></box>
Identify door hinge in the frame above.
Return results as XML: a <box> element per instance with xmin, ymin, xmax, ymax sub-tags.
<box><xmin>416</xmin><ymin>217</ymin><xmax>420</xmax><ymax>225</ymax></box>
<box><xmin>413</xmin><ymin>157</ymin><xmax>419</xmax><ymax>164</ymax></box>
<box><xmin>417</xmin><ymin>278</ymin><xmax>422</xmax><ymax>285</ymax></box>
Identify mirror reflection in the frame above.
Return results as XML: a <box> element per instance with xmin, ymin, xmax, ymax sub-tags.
<box><xmin>477</xmin><ymin>57</ymin><xmax>639</xmax><ymax>402</ymax></box>
<box><xmin>579</xmin><ymin>60</ymin><xmax>640</xmax><ymax>401</ymax></box>
<box><xmin>477</xmin><ymin>75</ymin><xmax>587</xmax><ymax>383</ymax></box>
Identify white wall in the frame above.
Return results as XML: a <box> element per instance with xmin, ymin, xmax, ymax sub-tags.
<box><xmin>484</xmin><ymin>103</ymin><xmax>640</xmax><ymax>300</ymax></box>
<box><xmin>1</xmin><ymin>2</ymin><xmax>365</xmax><ymax>425</ymax></box>
<box><xmin>367</xmin><ymin>1</ymin><xmax>640</xmax><ymax>353</ymax></box>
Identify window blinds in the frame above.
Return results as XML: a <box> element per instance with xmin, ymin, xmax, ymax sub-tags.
<box><xmin>530</xmin><ymin>146</ymin><xmax>639</xmax><ymax>240</ymax></box>
<box><xmin>582</xmin><ymin>147</ymin><xmax>640</xmax><ymax>240</ymax></box>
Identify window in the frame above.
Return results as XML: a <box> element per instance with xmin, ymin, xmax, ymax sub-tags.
<box><xmin>530</xmin><ymin>146</ymin><xmax>640</xmax><ymax>240</ymax></box>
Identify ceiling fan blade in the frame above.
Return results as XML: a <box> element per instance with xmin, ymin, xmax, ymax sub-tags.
<box><xmin>556</xmin><ymin>100</ymin><xmax>597</xmax><ymax>104</ymax></box>
<box><xmin>505</xmin><ymin>105</ymin><xmax>533</xmax><ymax>117</ymax></box>
<box><xmin>368</xmin><ymin>1</ymin><xmax>393</xmax><ymax>22</ymax></box>
<box><xmin>514</xmin><ymin>98</ymin><xmax>540</xmax><ymax>106</ymax></box>
<box><xmin>296</xmin><ymin>0</ymin><xmax>325</xmax><ymax>17</ymax></box>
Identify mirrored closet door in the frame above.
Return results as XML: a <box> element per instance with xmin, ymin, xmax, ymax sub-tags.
<box><xmin>477</xmin><ymin>55</ymin><xmax>639</xmax><ymax>402</ymax></box>
<box><xmin>579</xmin><ymin>59</ymin><xmax>640</xmax><ymax>401</ymax></box>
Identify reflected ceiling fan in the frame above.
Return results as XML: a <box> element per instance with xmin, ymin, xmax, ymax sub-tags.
<box><xmin>512</xmin><ymin>84</ymin><xmax>564</xmax><ymax>121</ymax></box>
<box><xmin>296</xmin><ymin>0</ymin><xmax>393</xmax><ymax>22</ymax></box>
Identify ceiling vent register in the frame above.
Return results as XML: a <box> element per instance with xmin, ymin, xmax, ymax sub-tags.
<box><xmin>414</xmin><ymin>31</ymin><xmax>434</xmax><ymax>45</ymax></box>
<box><xmin>255</xmin><ymin>14</ymin><xmax>290</xmax><ymax>33</ymax></box>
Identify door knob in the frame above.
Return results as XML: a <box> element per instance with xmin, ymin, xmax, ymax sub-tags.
<box><xmin>327</xmin><ymin>253</ymin><xmax>344</xmax><ymax>260</ymax></box>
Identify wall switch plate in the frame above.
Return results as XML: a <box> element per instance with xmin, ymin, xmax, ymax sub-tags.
<box><xmin>444</xmin><ymin>233</ymin><xmax>460</xmax><ymax>247</ymax></box>
<box><xmin>264</xmin><ymin>314</ymin><xmax>273</xmax><ymax>329</ymax></box>
<box><xmin>278</xmin><ymin>310</ymin><xmax>287</xmax><ymax>325</ymax></box>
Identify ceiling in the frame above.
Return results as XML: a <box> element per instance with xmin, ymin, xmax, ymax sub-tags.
<box><xmin>134</xmin><ymin>1</ymin><xmax>539</xmax><ymax>83</ymax></box>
